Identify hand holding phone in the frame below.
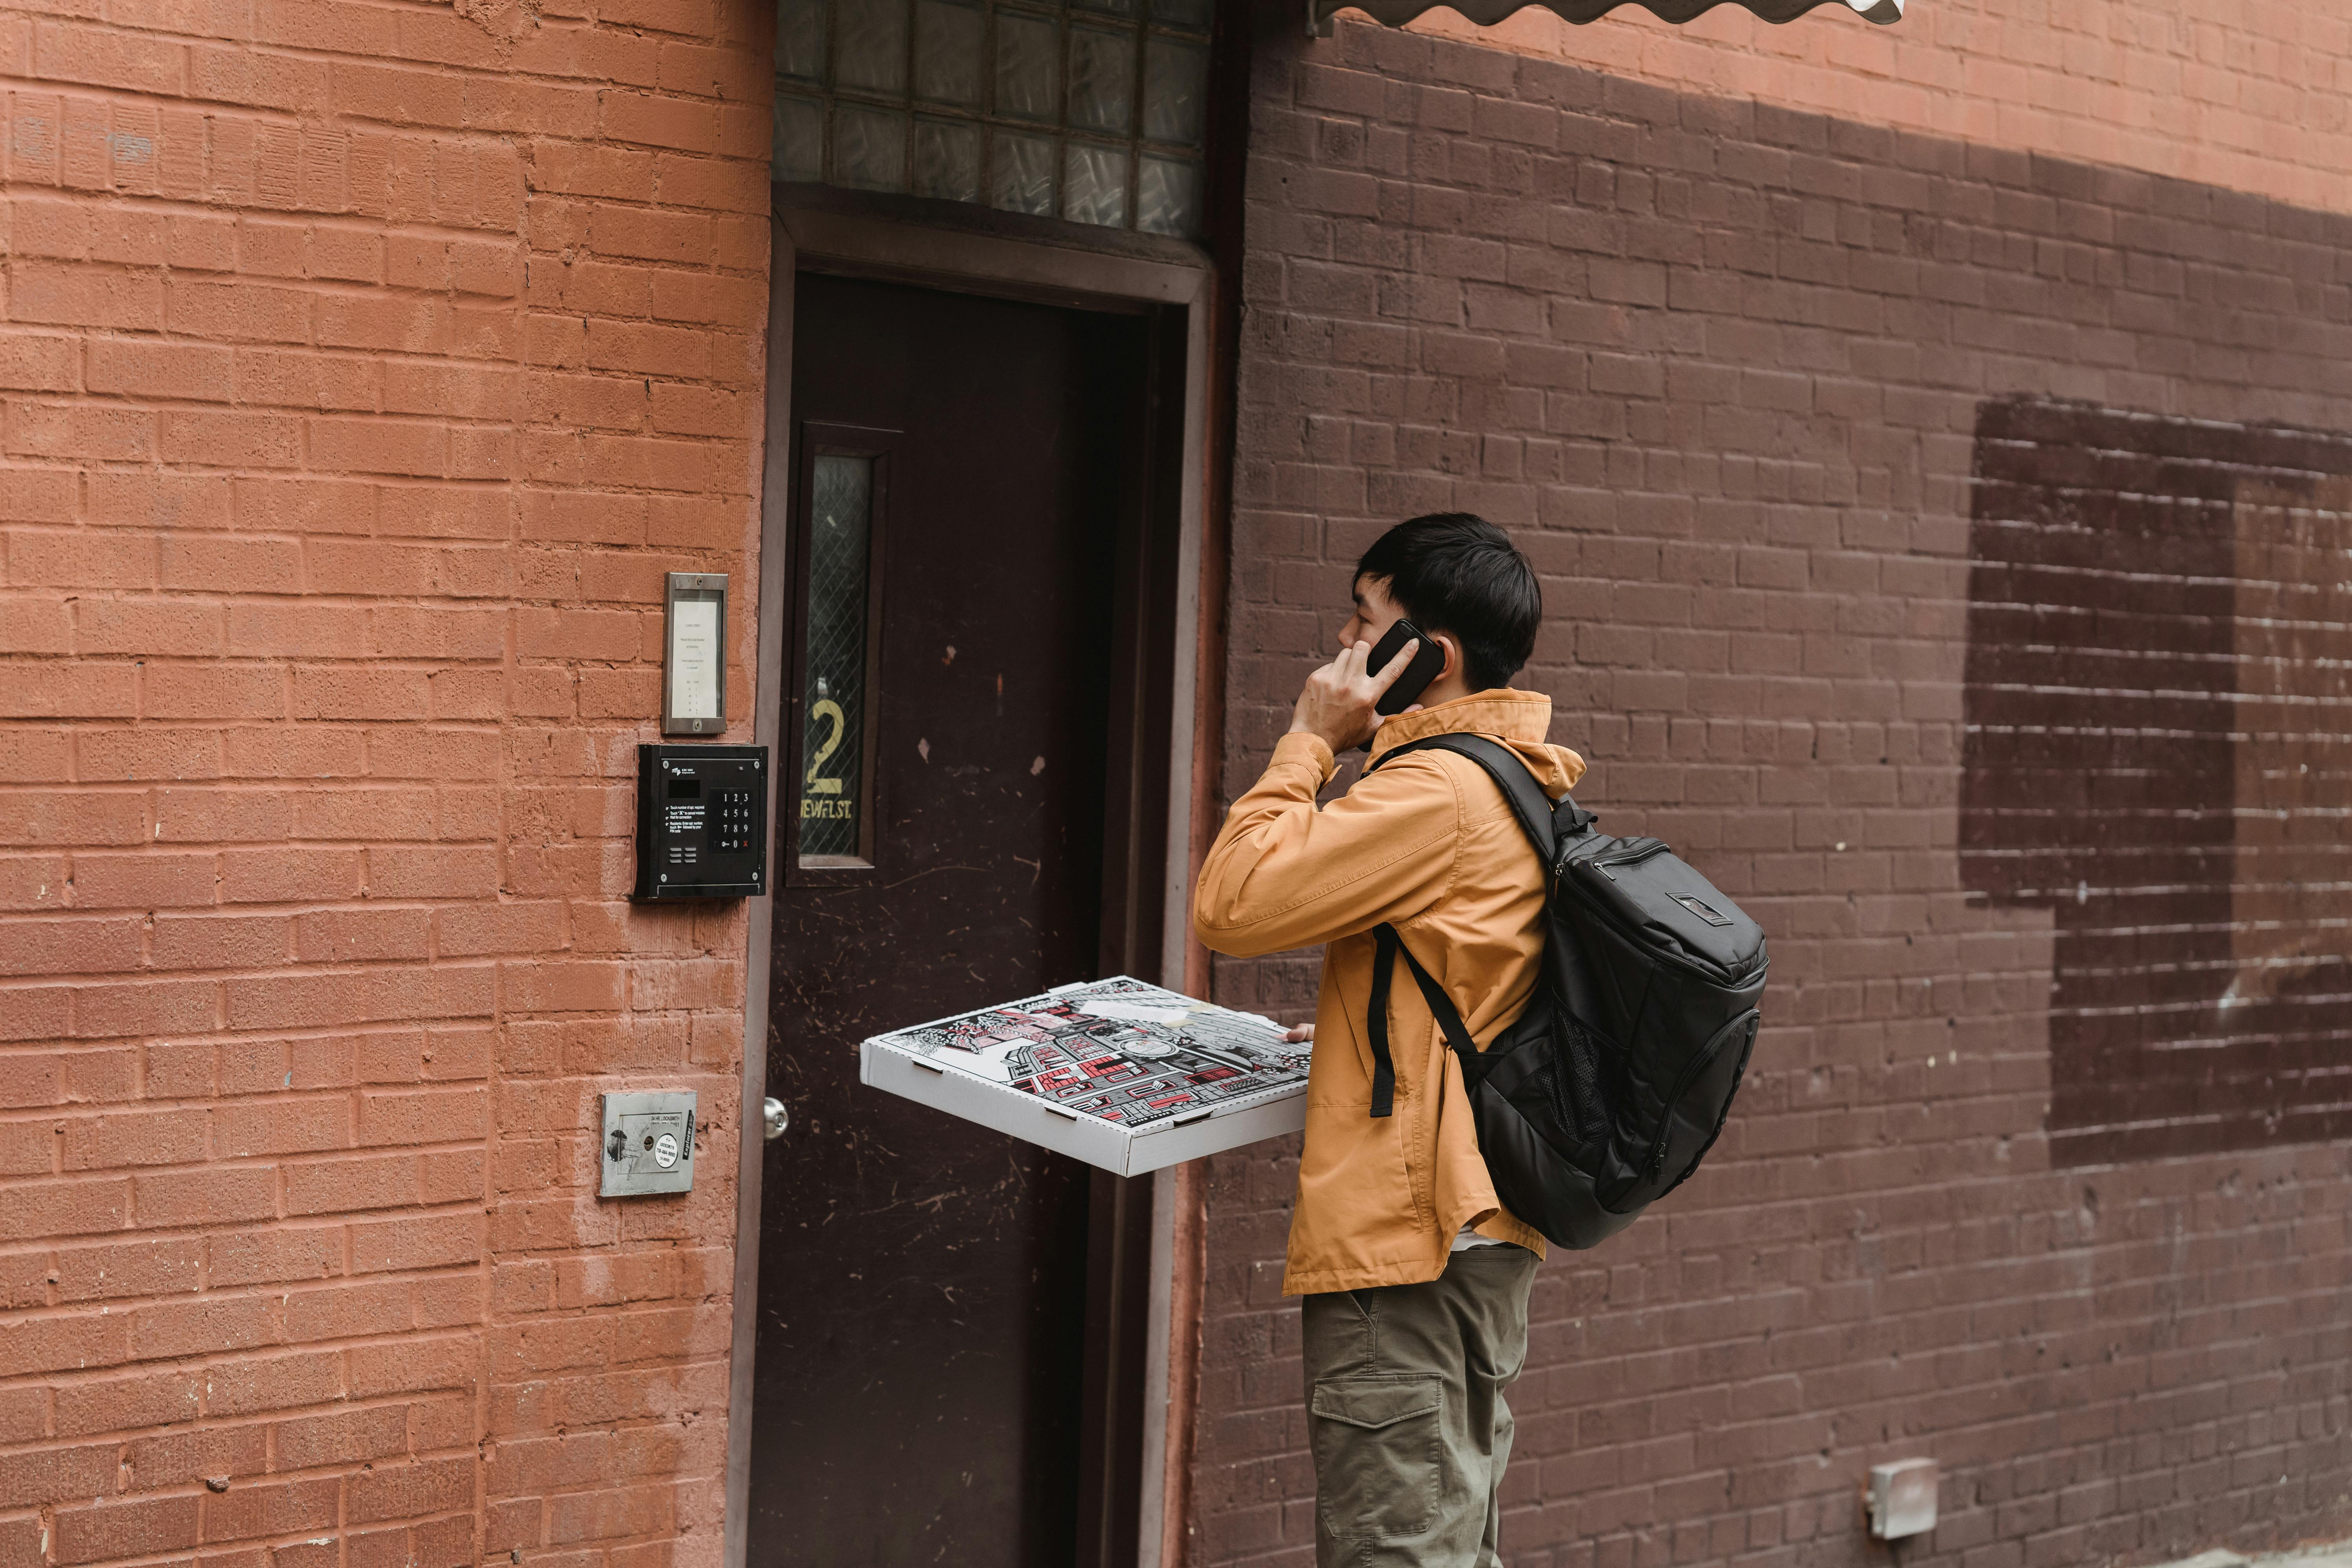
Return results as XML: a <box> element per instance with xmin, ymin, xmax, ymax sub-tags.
<box><xmin>1365</xmin><ymin>617</ymin><xmax>1445</xmax><ymax>716</ymax></box>
<box><xmin>1287</xmin><ymin>618</ymin><xmax>1446</xmax><ymax>753</ymax></box>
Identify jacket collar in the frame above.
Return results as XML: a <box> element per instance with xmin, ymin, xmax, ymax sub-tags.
<box><xmin>1368</xmin><ymin>689</ymin><xmax>1553</xmax><ymax>760</ymax></box>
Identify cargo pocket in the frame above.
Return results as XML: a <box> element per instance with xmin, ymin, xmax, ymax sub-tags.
<box><xmin>1310</xmin><ymin>1375</ymin><xmax>1443</xmax><ymax>1542</ymax></box>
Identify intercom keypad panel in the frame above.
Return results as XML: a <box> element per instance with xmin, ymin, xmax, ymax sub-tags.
<box><xmin>632</xmin><ymin>744</ymin><xmax>769</xmax><ymax>900</ymax></box>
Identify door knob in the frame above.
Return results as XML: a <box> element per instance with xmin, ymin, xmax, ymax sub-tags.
<box><xmin>762</xmin><ymin>1097</ymin><xmax>789</xmax><ymax>1142</ymax></box>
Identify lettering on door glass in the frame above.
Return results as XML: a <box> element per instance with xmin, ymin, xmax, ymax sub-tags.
<box><xmin>800</xmin><ymin>453</ymin><xmax>874</xmax><ymax>862</ymax></box>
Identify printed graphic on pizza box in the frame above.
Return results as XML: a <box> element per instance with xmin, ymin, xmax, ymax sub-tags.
<box><xmin>869</xmin><ymin>977</ymin><xmax>1310</xmax><ymax>1128</ymax></box>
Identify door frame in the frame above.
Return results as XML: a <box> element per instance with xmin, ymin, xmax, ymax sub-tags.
<box><xmin>725</xmin><ymin>195</ymin><xmax>1217</xmax><ymax>1568</ymax></box>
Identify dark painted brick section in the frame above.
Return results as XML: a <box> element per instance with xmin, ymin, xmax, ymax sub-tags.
<box><xmin>1962</xmin><ymin>402</ymin><xmax>2352</xmax><ymax>1165</ymax></box>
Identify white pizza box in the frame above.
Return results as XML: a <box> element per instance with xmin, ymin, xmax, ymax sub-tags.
<box><xmin>858</xmin><ymin>976</ymin><xmax>1311</xmax><ymax>1178</ymax></box>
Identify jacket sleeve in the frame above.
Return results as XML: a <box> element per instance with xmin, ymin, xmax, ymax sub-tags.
<box><xmin>1191</xmin><ymin>732</ymin><xmax>1461</xmax><ymax>958</ymax></box>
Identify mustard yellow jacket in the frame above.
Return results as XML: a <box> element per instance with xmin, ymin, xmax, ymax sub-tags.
<box><xmin>1192</xmin><ymin>691</ymin><xmax>1585</xmax><ymax>1295</ymax></box>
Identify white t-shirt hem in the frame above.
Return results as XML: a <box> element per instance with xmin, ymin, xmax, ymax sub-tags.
<box><xmin>1448</xmin><ymin>1223</ymin><xmax>1518</xmax><ymax>1252</ymax></box>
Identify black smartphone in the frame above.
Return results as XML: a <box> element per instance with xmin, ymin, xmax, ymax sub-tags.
<box><xmin>1366</xmin><ymin>617</ymin><xmax>1446</xmax><ymax>715</ymax></box>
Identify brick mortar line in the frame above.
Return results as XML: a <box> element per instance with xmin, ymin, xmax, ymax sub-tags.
<box><xmin>0</xmin><ymin>1140</ymin><xmax>502</xmax><ymax>1167</ymax></box>
<box><xmin>0</xmin><ymin>606</ymin><xmax>732</xmax><ymax>620</ymax></box>
<box><xmin>0</xmin><ymin>1020</ymin><xmax>515</xmax><ymax>1044</ymax></box>
<box><xmin>4</xmin><ymin>1357</ymin><xmax>495</xmax><ymax>1399</ymax></box>
<box><xmin>0</xmin><ymin>952</ymin><xmax>729</xmax><ymax>969</ymax></box>
<box><xmin>0</xmin><ymin>480</ymin><xmax>751</xmax><ymax>496</ymax></box>
<box><xmin>4</xmin><ymin>82</ymin><xmax>757</xmax><ymax>159</ymax></box>
<box><xmin>0</xmin><ymin>1514</ymin><xmax>482</xmax><ymax>1568</ymax></box>
<box><xmin>3</xmin><ymin>333</ymin><xmax>759</xmax><ymax>366</ymax></box>
<box><xmin>0</xmin><ymin>198</ymin><xmax>754</xmax><ymax>247</ymax></box>
<box><xmin>0</xmin><ymin>898</ymin><xmax>659</xmax><ymax>914</ymax></box>
<box><xmin>0</xmin><ymin>1292</ymin><xmax>740</xmax><ymax>1345</ymax></box>
<box><xmin>0</xmin><ymin>380</ymin><xmax>768</xmax><ymax>407</ymax></box>
<box><xmin>2</xmin><ymin>1316</ymin><xmax>490</xmax><ymax>1353</ymax></box>
<box><xmin>0</xmin><ymin>1326</ymin><xmax>739</xmax><ymax>1373</ymax></box>
<box><xmin>4</xmin><ymin>246</ymin><xmax>770</xmax><ymax>285</ymax></box>
<box><xmin>0</xmin><ymin>1301</ymin><xmax>740</xmax><ymax>1359</ymax></box>
<box><xmin>0</xmin><ymin>661</ymin><xmax>524</xmax><ymax>673</ymax></box>
<box><xmin>0</xmin><ymin>398</ymin><xmax>550</xmax><ymax>430</ymax></box>
<box><xmin>2</xmin><ymin>1478</ymin><xmax>485</xmax><ymax>1509</ymax></box>
<box><xmin>0</xmin><ymin>1339</ymin><xmax>742</xmax><ymax>1388</ymax></box>
<box><xmin>0</xmin><ymin>1428</ymin><xmax>490</xmax><ymax>1463</ymax></box>
<box><xmin>14</xmin><ymin>35</ymin><xmax>773</xmax><ymax>102</ymax></box>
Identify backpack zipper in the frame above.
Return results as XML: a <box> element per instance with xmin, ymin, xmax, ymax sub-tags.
<box><xmin>1629</xmin><ymin>1012</ymin><xmax>1762</xmax><ymax>1191</ymax></box>
<box><xmin>1634</xmin><ymin>1022</ymin><xmax>1737</xmax><ymax>1184</ymax></box>
<box><xmin>1582</xmin><ymin>838</ymin><xmax>1668</xmax><ymax>882</ymax></box>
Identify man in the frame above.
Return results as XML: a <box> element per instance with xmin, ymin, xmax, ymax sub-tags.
<box><xmin>1193</xmin><ymin>513</ymin><xmax>1584</xmax><ymax>1567</ymax></box>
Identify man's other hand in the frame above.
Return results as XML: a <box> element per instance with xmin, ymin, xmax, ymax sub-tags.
<box><xmin>1284</xmin><ymin>1023</ymin><xmax>1315</xmax><ymax>1043</ymax></box>
<box><xmin>1287</xmin><ymin>636</ymin><xmax>1419</xmax><ymax>753</ymax></box>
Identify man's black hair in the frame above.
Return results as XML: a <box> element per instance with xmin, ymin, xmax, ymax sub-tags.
<box><xmin>1355</xmin><ymin>513</ymin><xmax>1541</xmax><ymax>692</ymax></box>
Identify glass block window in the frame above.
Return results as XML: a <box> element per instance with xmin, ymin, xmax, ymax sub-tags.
<box><xmin>773</xmin><ymin>0</ymin><xmax>1211</xmax><ymax>238</ymax></box>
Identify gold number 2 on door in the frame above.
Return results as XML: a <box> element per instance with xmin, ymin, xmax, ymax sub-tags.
<box><xmin>806</xmin><ymin>699</ymin><xmax>845</xmax><ymax>795</ymax></box>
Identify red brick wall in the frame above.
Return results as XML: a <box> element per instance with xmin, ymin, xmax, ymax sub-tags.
<box><xmin>1194</xmin><ymin>21</ymin><xmax>2352</xmax><ymax>1568</ymax></box>
<box><xmin>0</xmin><ymin>0</ymin><xmax>771</xmax><ymax>1563</ymax></box>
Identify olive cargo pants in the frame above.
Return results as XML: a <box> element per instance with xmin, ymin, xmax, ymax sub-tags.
<box><xmin>1301</xmin><ymin>1245</ymin><xmax>1539</xmax><ymax>1567</ymax></box>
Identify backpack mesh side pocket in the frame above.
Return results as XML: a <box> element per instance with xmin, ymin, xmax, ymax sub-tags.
<box><xmin>1557</xmin><ymin>1011</ymin><xmax>1613</xmax><ymax>1144</ymax></box>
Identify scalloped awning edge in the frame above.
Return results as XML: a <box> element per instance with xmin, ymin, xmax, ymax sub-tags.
<box><xmin>1307</xmin><ymin>0</ymin><xmax>1901</xmax><ymax>36</ymax></box>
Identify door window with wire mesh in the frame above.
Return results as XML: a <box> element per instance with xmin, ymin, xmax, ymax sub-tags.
<box><xmin>794</xmin><ymin>434</ymin><xmax>889</xmax><ymax>869</ymax></box>
<box><xmin>773</xmin><ymin>0</ymin><xmax>1212</xmax><ymax>238</ymax></box>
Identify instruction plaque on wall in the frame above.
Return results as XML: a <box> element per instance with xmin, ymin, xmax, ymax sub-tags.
<box><xmin>859</xmin><ymin>977</ymin><xmax>1313</xmax><ymax>1177</ymax></box>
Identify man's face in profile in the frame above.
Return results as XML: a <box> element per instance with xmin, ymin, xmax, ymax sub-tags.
<box><xmin>1338</xmin><ymin>575</ymin><xmax>1405</xmax><ymax>652</ymax></box>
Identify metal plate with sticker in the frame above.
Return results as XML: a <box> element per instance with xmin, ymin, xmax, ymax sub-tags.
<box><xmin>599</xmin><ymin>1090</ymin><xmax>698</xmax><ymax>1198</ymax></box>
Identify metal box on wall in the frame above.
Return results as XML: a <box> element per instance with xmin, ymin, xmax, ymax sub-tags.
<box><xmin>632</xmin><ymin>743</ymin><xmax>769</xmax><ymax>901</ymax></box>
<box><xmin>599</xmin><ymin>1091</ymin><xmax>698</xmax><ymax>1198</ymax></box>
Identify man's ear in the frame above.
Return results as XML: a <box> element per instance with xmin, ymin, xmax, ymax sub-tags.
<box><xmin>1433</xmin><ymin>631</ymin><xmax>1463</xmax><ymax>682</ymax></box>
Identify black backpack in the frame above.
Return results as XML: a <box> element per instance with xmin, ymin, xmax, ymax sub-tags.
<box><xmin>1362</xmin><ymin>734</ymin><xmax>1768</xmax><ymax>1250</ymax></box>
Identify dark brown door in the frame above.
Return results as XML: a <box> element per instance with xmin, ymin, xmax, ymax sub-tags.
<box><xmin>748</xmin><ymin>272</ymin><xmax>1167</xmax><ymax>1568</ymax></box>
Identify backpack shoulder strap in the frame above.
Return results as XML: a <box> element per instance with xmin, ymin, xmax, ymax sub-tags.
<box><xmin>1369</xmin><ymin>732</ymin><xmax>1590</xmax><ymax>859</ymax></box>
<box><xmin>1359</xmin><ymin>732</ymin><xmax>1594</xmax><ymax>1118</ymax></box>
<box><xmin>1366</xmin><ymin>921</ymin><xmax>1479</xmax><ymax>1118</ymax></box>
